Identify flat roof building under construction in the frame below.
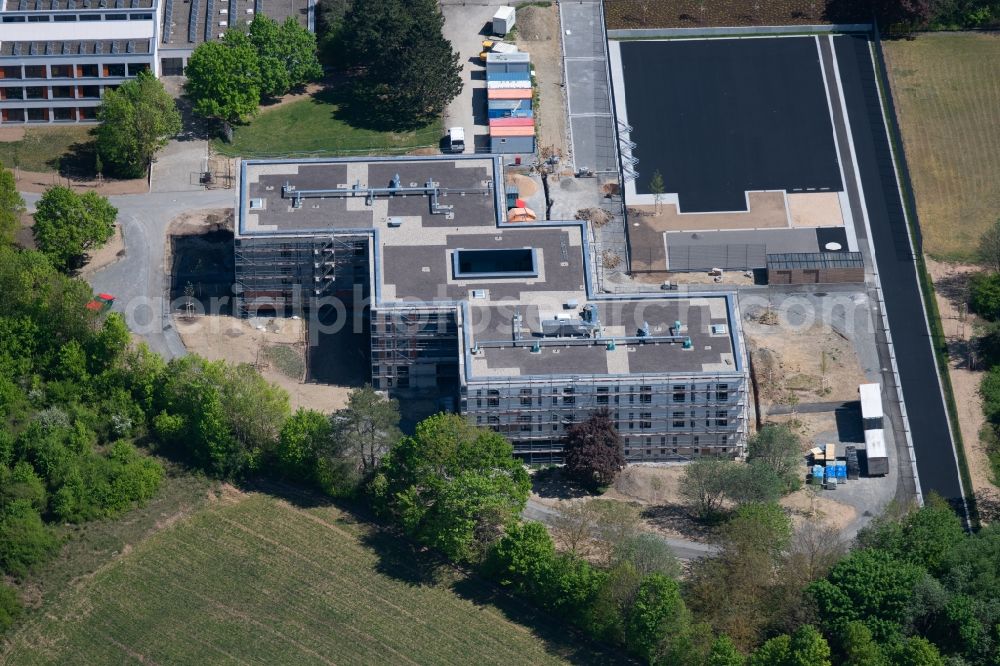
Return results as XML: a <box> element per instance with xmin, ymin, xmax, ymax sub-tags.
<box><xmin>237</xmin><ymin>155</ymin><xmax>750</xmax><ymax>462</ymax></box>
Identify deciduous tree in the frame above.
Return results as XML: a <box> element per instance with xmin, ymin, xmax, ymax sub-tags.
<box><xmin>31</xmin><ymin>187</ymin><xmax>117</xmax><ymax>271</ymax></box>
<box><xmin>277</xmin><ymin>408</ymin><xmax>331</xmax><ymax>480</ymax></box>
<box><xmin>185</xmin><ymin>34</ymin><xmax>261</xmax><ymax>123</ymax></box>
<box><xmin>96</xmin><ymin>70</ymin><xmax>181</xmax><ymax>178</ymax></box>
<box><xmin>563</xmin><ymin>408</ymin><xmax>625</xmax><ymax>490</ymax></box>
<box><xmin>747</xmin><ymin>424</ymin><xmax>803</xmax><ymax>492</ymax></box>
<box><xmin>248</xmin><ymin>15</ymin><xmax>323</xmax><ymax>98</ymax></box>
<box><xmin>372</xmin><ymin>413</ymin><xmax>530</xmax><ymax>562</ymax></box>
<box><xmin>0</xmin><ymin>162</ymin><xmax>24</xmax><ymax>246</ymax></box>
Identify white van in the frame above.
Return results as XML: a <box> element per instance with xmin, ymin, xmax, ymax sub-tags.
<box><xmin>447</xmin><ymin>127</ymin><xmax>466</xmax><ymax>153</ymax></box>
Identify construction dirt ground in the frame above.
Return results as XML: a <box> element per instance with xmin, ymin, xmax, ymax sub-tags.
<box><xmin>534</xmin><ymin>463</ymin><xmax>858</xmax><ymax>547</ymax></box>
<box><xmin>515</xmin><ymin>3</ymin><xmax>569</xmax><ymax>164</ymax></box>
<box><xmin>743</xmin><ymin>307</ymin><xmax>869</xmax><ymax>414</ymax></box>
<box><xmin>176</xmin><ymin>315</ymin><xmax>352</xmax><ymax>413</ymax></box>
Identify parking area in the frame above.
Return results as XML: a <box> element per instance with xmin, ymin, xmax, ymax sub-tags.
<box><xmin>441</xmin><ymin>2</ymin><xmax>502</xmax><ymax>153</ymax></box>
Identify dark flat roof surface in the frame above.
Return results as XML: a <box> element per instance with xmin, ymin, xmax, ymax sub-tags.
<box><xmin>382</xmin><ymin>228</ymin><xmax>585</xmax><ymax>302</ymax></box>
<box><xmin>471</xmin><ymin>298</ymin><xmax>736</xmax><ymax>377</ymax></box>
<box><xmin>242</xmin><ymin>158</ymin><xmax>497</xmax><ymax>235</ymax></box>
<box><xmin>619</xmin><ymin>37</ymin><xmax>843</xmax><ymax>212</ymax></box>
<box><xmin>834</xmin><ymin>34</ymin><xmax>965</xmax><ymax>510</ymax></box>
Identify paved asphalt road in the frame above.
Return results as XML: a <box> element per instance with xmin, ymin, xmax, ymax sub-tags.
<box><xmin>23</xmin><ymin>188</ymin><xmax>236</xmax><ymax>360</ymax></box>
<box><xmin>523</xmin><ymin>498</ymin><xmax>718</xmax><ymax>561</ymax></box>
<box><xmin>833</xmin><ymin>35</ymin><xmax>966</xmax><ymax>514</ymax></box>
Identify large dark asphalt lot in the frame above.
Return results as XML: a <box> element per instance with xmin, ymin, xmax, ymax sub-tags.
<box><xmin>619</xmin><ymin>37</ymin><xmax>842</xmax><ymax>212</ymax></box>
<box><xmin>834</xmin><ymin>34</ymin><xmax>965</xmax><ymax>512</ymax></box>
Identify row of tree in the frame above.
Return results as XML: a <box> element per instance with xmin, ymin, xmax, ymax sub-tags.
<box><xmin>966</xmin><ymin>220</ymin><xmax>1000</xmax><ymax>489</ymax></box>
<box><xmin>0</xmin><ymin>173</ymin><xmax>167</xmax><ymax>631</ymax></box>
<box><xmin>362</xmin><ymin>399</ymin><xmax>988</xmax><ymax>664</ymax></box>
<box><xmin>876</xmin><ymin>0</ymin><xmax>1000</xmax><ymax>32</ymax></box>
<box><xmin>185</xmin><ymin>15</ymin><xmax>323</xmax><ymax>124</ymax></box>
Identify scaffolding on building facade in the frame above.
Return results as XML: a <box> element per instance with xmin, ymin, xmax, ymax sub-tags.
<box><xmin>234</xmin><ymin>235</ymin><xmax>368</xmax><ymax>317</ymax></box>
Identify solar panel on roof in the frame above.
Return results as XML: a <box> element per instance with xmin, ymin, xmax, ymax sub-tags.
<box><xmin>188</xmin><ymin>0</ymin><xmax>200</xmax><ymax>42</ymax></box>
<box><xmin>205</xmin><ymin>0</ymin><xmax>214</xmax><ymax>40</ymax></box>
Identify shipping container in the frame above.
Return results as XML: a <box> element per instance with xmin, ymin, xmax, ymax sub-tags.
<box><xmin>489</xmin><ymin>117</ymin><xmax>534</xmax><ymax>128</ymax></box>
<box><xmin>493</xmin><ymin>5</ymin><xmax>516</xmax><ymax>35</ymax></box>
<box><xmin>490</xmin><ymin>125</ymin><xmax>535</xmax><ymax>137</ymax></box>
<box><xmin>859</xmin><ymin>383</ymin><xmax>884</xmax><ymax>429</ymax></box>
<box><xmin>488</xmin><ymin>88</ymin><xmax>533</xmax><ymax>100</ymax></box>
<box><xmin>864</xmin><ymin>429</ymin><xmax>889</xmax><ymax>476</ymax></box>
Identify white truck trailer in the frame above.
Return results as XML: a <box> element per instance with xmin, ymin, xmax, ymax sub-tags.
<box><xmin>859</xmin><ymin>383</ymin><xmax>889</xmax><ymax>476</ymax></box>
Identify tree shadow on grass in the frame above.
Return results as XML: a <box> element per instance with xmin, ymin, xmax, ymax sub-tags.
<box><xmin>532</xmin><ymin>467</ymin><xmax>594</xmax><ymax>500</ymax></box>
<box><xmin>47</xmin><ymin>136</ymin><xmax>97</xmax><ymax>180</ymax></box>
<box><xmin>449</xmin><ymin>576</ymin><xmax>635</xmax><ymax>665</ymax></box>
<box><xmin>311</xmin><ymin>84</ymin><xmax>435</xmax><ymax>134</ymax></box>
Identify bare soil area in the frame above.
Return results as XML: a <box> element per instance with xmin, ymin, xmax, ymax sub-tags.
<box><xmin>12</xmin><ymin>169</ymin><xmax>148</xmax><ymax>195</ymax></box>
<box><xmin>176</xmin><ymin>315</ymin><xmax>352</xmax><ymax>413</ymax></box>
<box><xmin>743</xmin><ymin>311</ymin><xmax>868</xmax><ymax>412</ymax></box>
<box><xmin>926</xmin><ymin>258</ymin><xmax>994</xmax><ymax>497</ymax></box>
<box><xmin>515</xmin><ymin>4</ymin><xmax>569</xmax><ymax>163</ymax></box>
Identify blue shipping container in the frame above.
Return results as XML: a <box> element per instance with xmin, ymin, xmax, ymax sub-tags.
<box><xmin>488</xmin><ymin>108</ymin><xmax>534</xmax><ymax>119</ymax></box>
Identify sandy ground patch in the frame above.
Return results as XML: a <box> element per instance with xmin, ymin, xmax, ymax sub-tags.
<box><xmin>926</xmin><ymin>258</ymin><xmax>993</xmax><ymax>497</ymax></box>
<box><xmin>743</xmin><ymin>312</ymin><xmax>867</xmax><ymax>411</ymax></box>
<box><xmin>787</xmin><ymin>192</ymin><xmax>845</xmax><ymax>229</ymax></box>
<box><xmin>176</xmin><ymin>315</ymin><xmax>351</xmax><ymax>413</ymax></box>
<box><xmin>0</xmin><ymin>127</ymin><xmax>27</xmax><ymax>141</ymax></box>
<box><xmin>507</xmin><ymin>172</ymin><xmax>539</xmax><ymax>198</ymax></box>
<box><xmin>515</xmin><ymin>4</ymin><xmax>569</xmax><ymax>162</ymax></box>
<box><xmin>12</xmin><ymin>170</ymin><xmax>148</xmax><ymax>195</ymax></box>
<box><xmin>780</xmin><ymin>486</ymin><xmax>857</xmax><ymax>533</ymax></box>
<box><xmin>631</xmin><ymin>191</ymin><xmax>788</xmax><ymax>232</ymax></box>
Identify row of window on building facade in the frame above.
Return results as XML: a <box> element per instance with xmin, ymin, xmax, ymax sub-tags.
<box><xmin>0</xmin><ymin>63</ymin><xmax>149</xmax><ymax>80</ymax></box>
<box><xmin>470</xmin><ymin>384</ymin><xmax>732</xmax><ymax>406</ymax></box>
<box><xmin>1</xmin><ymin>12</ymin><xmax>152</xmax><ymax>22</ymax></box>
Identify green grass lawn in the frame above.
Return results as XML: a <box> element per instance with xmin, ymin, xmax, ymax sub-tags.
<box><xmin>884</xmin><ymin>33</ymin><xmax>1000</xmax><ymax>261</ymax></box>
<box><xmin>214</xmin><ymin>90</ymin><xmax>443</xmax><ymax>158</ymax></box>
<box><xmin>0</xmin><ymin>126</ymin><xmax>94</xmax><ymax>174</ymax></box>
<box><xmin>1</xmin><ymin>489</ymin><xmax>611</xmax><ymax>665</ymax></box>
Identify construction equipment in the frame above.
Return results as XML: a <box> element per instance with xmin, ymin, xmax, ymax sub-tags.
<box><xmin>480</xmin><ymin>39</ymin><xmax>518</xmax><ymax>63</ymax></box>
